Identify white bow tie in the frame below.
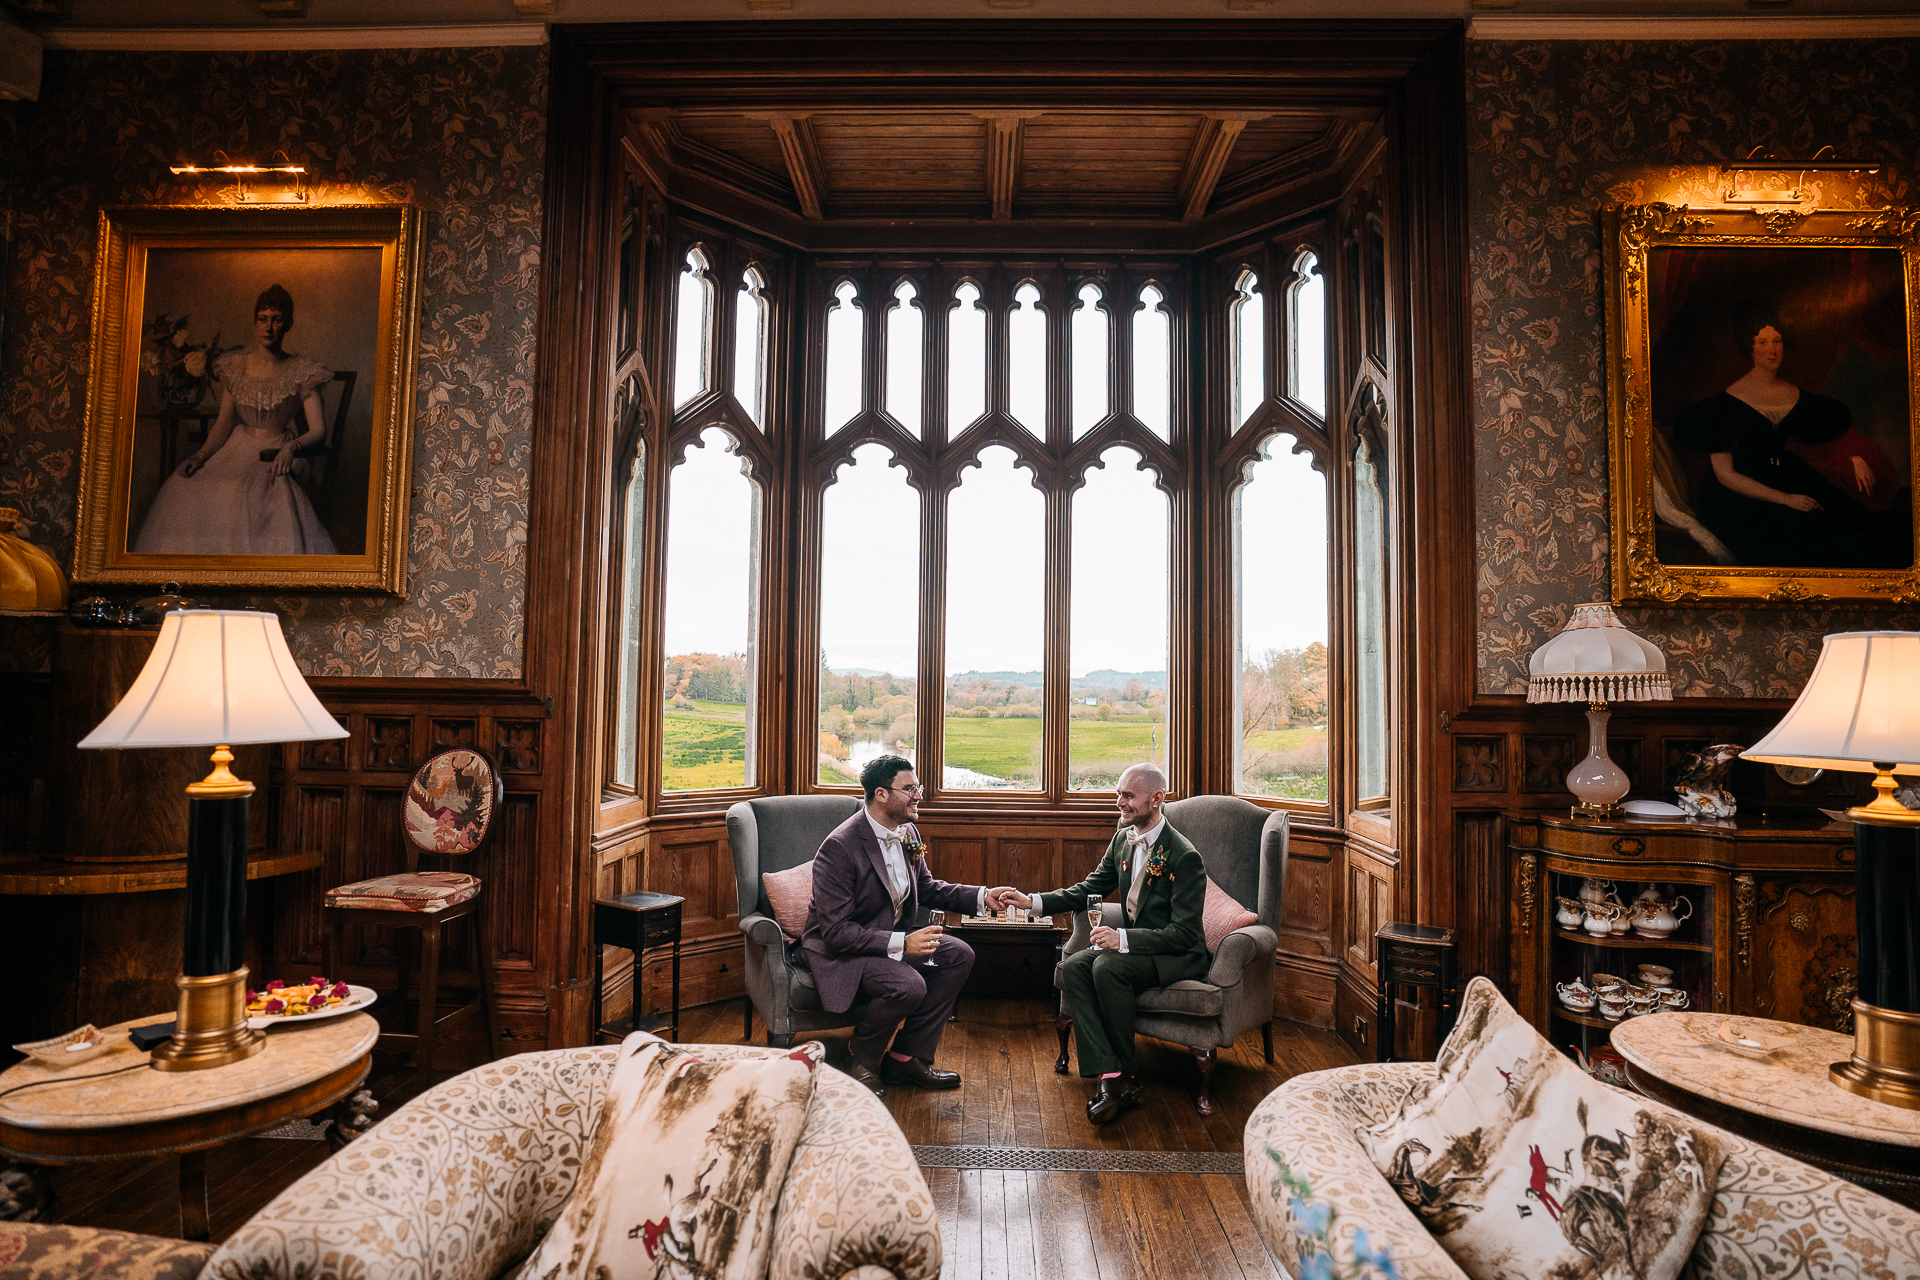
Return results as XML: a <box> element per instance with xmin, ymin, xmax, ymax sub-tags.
<box><xmin>880</xmin><ymin>832</ymin><xmax>904</xmax><ymax>849</ymax></box>
<box><xmin>1126</xmin><ymin>831</ymin><xmax>1152</xmax><ymax>852</ymax></box>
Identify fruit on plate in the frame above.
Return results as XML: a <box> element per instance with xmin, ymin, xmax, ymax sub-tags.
<box><xmin>246</xmin><ymin>977</ymin><xmax>353</xmax><ymax>1018</ymax></box>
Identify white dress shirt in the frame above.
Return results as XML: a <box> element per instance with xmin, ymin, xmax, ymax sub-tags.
<box><xmin>868</xmin><ymin>810</ymin><xmax>988</xmax><ymax>961</ymax></box>
<box><xmin>1029</xmin><ymin>816</ymin><xmax>1163</xmax><ymax>953</ymax></box>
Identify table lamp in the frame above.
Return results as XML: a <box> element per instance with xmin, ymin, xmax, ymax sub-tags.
<box><xmin>78</xmin><ymin>610</ymin><xmax>347</xmax><ymax>1071</ymax></box>
<box><xmin>1744</xmin><ymin>630</ymin><xmax>1920</xmax><ymax>1109</ymax></box>
<box><xmin>1526</xmin><ymin>603</ymin><xmax>1671</xmax><ymax>815</ymax></box>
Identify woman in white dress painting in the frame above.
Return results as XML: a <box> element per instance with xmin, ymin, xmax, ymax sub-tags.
<box><xmin>134</xmin><ymin>284</ymin><xmax>336</xmax><ymax>555</ymax></box>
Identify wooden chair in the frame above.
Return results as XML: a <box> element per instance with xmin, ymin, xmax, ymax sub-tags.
<box><xmin>323</xmin><ymin>746</ymin><xmax>504</xmax><ymax>1068</ymax></box>
<box><xmin>252</xmin><ymin>369</ymin><xmax>356</xmax><ymax>524</ymax></box>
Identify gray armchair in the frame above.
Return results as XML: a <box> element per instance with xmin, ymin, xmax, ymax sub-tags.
<box><xmin>1054</xmin><ymin>794</ymin><xmax>1287</xmax><ymax>1115</ymax></box>
<box><xmin>729</xmin><ymin>794</ymin><xmax>863</xmax><ymax>1048</ymax></box>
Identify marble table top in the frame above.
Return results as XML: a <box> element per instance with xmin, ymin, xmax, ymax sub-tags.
<box><xmin>0</xmin><ymin>1011</ymin><xmax>376</xmax><ymax>1132</ymax></box>
<box><xmin>1611</xmin><ymin>1011</ymin><xmax>1920</xmax><ymax>1147</ymax></box>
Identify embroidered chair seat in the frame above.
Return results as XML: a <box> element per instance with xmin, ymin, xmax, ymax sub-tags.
<box><xmin>324</xmin><ymin>870</ymin><xmax>480</xmax><ymax>913</ymax></box>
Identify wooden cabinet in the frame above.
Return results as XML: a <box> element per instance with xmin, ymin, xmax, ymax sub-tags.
<box><xmin>1510</xmin><ymin>813</ymin><xmax>1858</xmax><ymax>1062</ymax></box>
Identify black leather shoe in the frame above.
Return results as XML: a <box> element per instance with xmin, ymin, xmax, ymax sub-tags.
<box><xmin>881</xmin><ymin>1056</ymin><xmax>962</xmax><ymax>1089</ymax></box>
<box><xmin>847</xmin><ymin>1062</ymin><xmax>888</xmax><ymax>1098</ymax></box>
<box><xmin>1086</xmin><ymin>1074</ymin><xmax>1142</xmax><ymax>1126</ymax></box>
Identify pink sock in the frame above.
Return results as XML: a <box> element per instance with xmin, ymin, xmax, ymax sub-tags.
<box><xmin>1100</xmin><ymin>1071</ymin><xmax>1121</xmax><ymax>1079</ymax></box>
<box><xmin>888</xmin><ymin>1051</ymin><xmax>915</xmax><ymax>1062</ymax></box>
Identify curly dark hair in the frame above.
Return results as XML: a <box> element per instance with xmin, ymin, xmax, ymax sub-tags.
<box><xmin>254</xmin><ymin>284</ymin><xmax>295</xmax><ymax>328</ymax></box>
<box><xmin>1729</xmin><ymin>297</ymin><xmax>1787</xmax><ymax>357</ymax></box>
<box><xmin>860</xmin><ymin>753</ymin><xmax>915</xmax><ymax>801</ymax></box>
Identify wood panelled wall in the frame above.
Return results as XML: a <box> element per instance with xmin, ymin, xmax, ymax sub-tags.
<box><xmin>268</xmin><ymin>679</ymin><xmax>558</xmax><ymax>1058</ymax></box>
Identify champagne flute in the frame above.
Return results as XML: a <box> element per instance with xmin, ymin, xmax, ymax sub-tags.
<box><xmin>1087</xmin><ymin>898</ymin><xmax>1104</xmax><ymax>929</ymax></box>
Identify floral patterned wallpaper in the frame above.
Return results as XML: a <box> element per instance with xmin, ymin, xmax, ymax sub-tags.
<box><xmin>1468</xmin><ymin>38</ymin><xmax>1920</xmax><ymax>696</ymax></box>
<box><xmin>0</xmin><ymin>46</ymin><xmax>545</xmax><ymax>677</ymax></box>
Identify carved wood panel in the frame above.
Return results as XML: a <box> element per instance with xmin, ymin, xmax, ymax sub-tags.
<box><xmin>929</xmin><ymin>837</ymin><xmax>985</xmax><ymax>888</ymax></box>
<box><xmin>1750</xmin><ymin>874</ymin><xmax>1858</xmax><ymax>1031</ymax></box>
<box><xmin>1278</xmin><ymin>848</ymin><xmax>1332</xmax><ymax>960</ymax></box>
<box><xmin>998</xmin><ymin>840</ymin><xmax>1054</xmax><ymax>895</ymax></box>
<box><xmin>1452</xmin><ymin>737</ymin><xmax>1504</xmax><ymax>791</ymax></box>
<box><xmin>366</xmin><ymin>718</ymin><xmax>414</xmax><ymax>772</ymax></box>
<box><xmin>653</xmin><ymin>837</ymin><xmax>720</xmax><ymax>926</ymax></box>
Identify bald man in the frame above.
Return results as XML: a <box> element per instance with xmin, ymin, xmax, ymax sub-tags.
<box><xmin>995</xmin><ymin>762</ymin><xmax>1207</xmax><ymax>1125</ymax></box>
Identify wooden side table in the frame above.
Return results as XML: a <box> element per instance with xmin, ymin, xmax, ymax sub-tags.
<box><xmin>1612</xmin><ymin>1011</ymin><xmax>1920</xmax><ymax>1209</ymax></box>
<box><xmin>1375</xmin><ymin>922</ymin><xmax>1459</xmax><ymax>1062</ymax></box>
<box><xmin>0</xmin><ymin>1011</ymin><xmax>377</xmax><ymax>1239</ymax></box>
<box><xmin>592</xmin><ymin>891</ymin><xmax>684</xmax><ymax>1044</ymax></box>
<box><xmin>944</xmin><ymin>915</ymin><xmax>1067</xmax><ymax>996</ymax></box>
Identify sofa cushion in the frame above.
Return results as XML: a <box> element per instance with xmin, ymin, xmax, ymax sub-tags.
<box><xmin>516</xmin><ymin>1032</ymin><xmax>822</xmax><ymax>1280</ymax></box>
<box><xmin>0</xmin><ymin>1222</ymin><xmax>213</xmax><ymax>1280</ymax></box>
<box><xmin>1136</xmin><ymin>979</ymin><xmax>1225</xmax><ymax>1018</ymax></box>
<box><xmin>761</xmin><ymin>861</ymin><xmax>813</xmax><ymax>941</ymax></box>
<box><xmin>1201</xmin><ymin>877</ymin><xmax>1258</xmax><ymax>951</ymax></box>
<box><xmin>1362</xmin><ymin>976</ymin><xmax>1722</xmax><ymax>1280</ymax></box>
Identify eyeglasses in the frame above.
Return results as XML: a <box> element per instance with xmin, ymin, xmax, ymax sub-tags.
<box><xmin>885</xmin><ymin>783</ymin><xmax>925</xmax><ymax>798</ymax></box>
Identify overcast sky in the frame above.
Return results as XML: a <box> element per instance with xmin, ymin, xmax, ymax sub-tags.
<box><xmin>662</xmin><ymin>278</ymin><xmax>1330</xmax><ymax>682</ymax></box>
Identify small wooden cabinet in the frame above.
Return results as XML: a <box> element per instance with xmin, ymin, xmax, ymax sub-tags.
<box><xmin>1509</xmin><ymin>813</ymin><xmax>1858</xmax><ymax>1062</ymax></box>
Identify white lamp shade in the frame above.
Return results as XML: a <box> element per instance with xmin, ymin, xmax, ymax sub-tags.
<box><xmin>78</xmin><ymin>609</ymin><xmax>348</xmax><ymax>749</ymax></box>
<box><xmin>1744</xmin><ymin>631</ymin><xmax>1920</xmax><ymax>775</ymax></box>
<box><xmin>1526</xmin><ymin>603</ymin><xmax>1672</xmax><ymax>703</ymax></box>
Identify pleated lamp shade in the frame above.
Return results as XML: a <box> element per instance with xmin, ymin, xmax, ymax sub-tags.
<box><xmin>1745</xmin><ymin>631</ymin><xmax>1920</xmax><ymax>775</ymax></box>
<box><xmin>79</xmin><ymin>609</ymin><xmax>347</xmax><ymax>749</ymax></box>
<box><xmin>1526</xmin><ymin>604</ymin><xmax>1672</xmax><ymax>704</ymax></box>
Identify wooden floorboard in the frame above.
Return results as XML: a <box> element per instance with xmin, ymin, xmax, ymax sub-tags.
<box><xmin>36</xmin><ymin>995</ymin><xmax>1352</xmax><ymax>1278</ymax></box>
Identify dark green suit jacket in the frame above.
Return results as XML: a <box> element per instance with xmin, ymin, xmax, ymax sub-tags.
<box><xmin>1038</xmin><ymin>821</ymin><xmax>1209</xmax><ymax>984</ymax></box>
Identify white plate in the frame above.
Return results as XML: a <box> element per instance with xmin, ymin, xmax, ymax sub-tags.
<box><xmin>247</xmin><ymin>984</ymin><xmax>378</xmax><ymax>1031</ymax></box>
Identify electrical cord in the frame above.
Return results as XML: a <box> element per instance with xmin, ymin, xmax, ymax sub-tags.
<box><xmin>0</xmin><ymin>1061</ymin><xmax>146</xmax><ymax>1102</ymax></box>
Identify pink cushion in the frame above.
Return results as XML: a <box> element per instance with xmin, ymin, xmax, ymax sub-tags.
<box><xmin>324</xmin><ymin>870</ymin><xmax>480</xmax><ymax>913</ymax></box>
<box><xmin>1201</xmin><ymin>877</ymin><xmax>1258</xmax><ymax>951</ymax></box>
<box><xmin>762</xmin><ymin>862</ymin><xmax>813</xmax><ymax>940</ymax></box>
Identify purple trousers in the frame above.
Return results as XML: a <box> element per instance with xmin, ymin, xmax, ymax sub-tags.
<box><xmin>841</xmin><ymin>935</ymin><xmax>975</xmax><ymax>1068</ymax></box>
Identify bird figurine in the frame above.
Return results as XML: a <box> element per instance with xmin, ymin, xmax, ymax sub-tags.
<box><xmin>1674</xmin><ymin>743</ymin><xmax>1743</xmax><ymax>817</ymax></box>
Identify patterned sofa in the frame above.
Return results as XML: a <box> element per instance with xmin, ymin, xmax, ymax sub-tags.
<box><xmin>1244</xmin><ymin>1061</ymin><xmax>1920</xmax><ymax>1280</ymax></box>
<box><xmin>3</xmin><ymin>1044</ymin><xmax>940</xmax><ymax>1280</ymax></box>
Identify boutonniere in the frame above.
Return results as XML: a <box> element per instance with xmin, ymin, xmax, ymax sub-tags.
<box><xmin>901</xmin><ymin>826</ymin><xmax>928</xmax><ymax>864</ymax></box>
<box><xmin>1144</xmin><ymin>848</ymin><xmax>1172</xmax><ymax>882</ymax></box>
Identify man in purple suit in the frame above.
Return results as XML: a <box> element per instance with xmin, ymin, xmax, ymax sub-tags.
<box><xmin>800</xmin><ymin>754</ymin><xmax>1016</xmax><ymax>1097</ymax></box>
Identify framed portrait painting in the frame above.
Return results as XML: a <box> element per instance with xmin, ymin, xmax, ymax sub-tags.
<box><xmin>74</xmin><ymin>204</ymin><xmax>423</xmax><ymax>593</ymax></box>
<box><xmin>1604</xmin><ymin>203</ymin><xmax>1920</xmax><ymax>606</ymax></box>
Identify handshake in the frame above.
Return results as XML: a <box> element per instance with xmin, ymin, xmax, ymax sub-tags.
<box><xmin>984</xmin><ymin>887</ymin><xmax>1033</xmax><ymax>913</ymax></box>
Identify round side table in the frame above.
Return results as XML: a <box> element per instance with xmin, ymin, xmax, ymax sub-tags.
<box><xmin>1611</xmin><ymin>1011</ymin><xmax>1920</xmax><ymax>1209</ymax></box>
<box><xmin>0</xmin><ymin>1010</ymin><xmax>377</xmax><ymax>1238</ymax></box>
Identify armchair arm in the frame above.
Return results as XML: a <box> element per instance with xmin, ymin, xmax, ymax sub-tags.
<box><xmin>1061</xmin><ymin>910</ymin><xmax>1092</xmax><ymax>958</ymax></box>
<box><xmin>741</xmin><ymin>912</ymin><xmax>789</xmax><ymax>951</ymax></box>
<box><xmin>1205</xmin><ymin>924</ymin><xmax>1277</xmax><ymax>987</ymax></box>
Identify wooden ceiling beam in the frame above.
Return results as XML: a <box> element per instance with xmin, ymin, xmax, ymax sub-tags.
<box><xmin>765</xmin><ymin>114</ymin><xmax>828</xmax><ymax>220</ymax></box>
<box><xmin>978</xmin><ymin>112</ymin><xmax>1041</xmax><ymax>222</ymax></box>
<box><xmin>1178</xmin><ymin>113</ymin><xmax>1261</xmax><ymax>222</ymax></box>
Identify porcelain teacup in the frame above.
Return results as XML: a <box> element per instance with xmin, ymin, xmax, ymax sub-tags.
<box><xmin>1591</xmin><ymin>972</ymin><xmax>1625</xmax><ymax>994</ymax></box>
<box><xmin>1637</xmin><ymin>964</ymin><xmax>1674</xmax><ymax>987</ymax></box>
<box><xmin>1659</xmin><ymin>988</ymin><xmax>1690</xmax><ymax>1009</ymax></box>
<box><xmin>1598</xmin><ymin>992</ymin><xmax>1628</xmax><ymax>1020</ymax></box>
<box><xmin>1556</xmin><ymin>980</ymin><xmax>1596</xmax><ymax>1011</ymax></box>
<box><xmin>1583</xmin><ymin>901</ymin><xmax>1625</xmax><ymax>936</ymax></box>
<box><xmin>1555</xmin><ymin>896</ymin><xmax>1585</xmax><ymax>930</ymax></box>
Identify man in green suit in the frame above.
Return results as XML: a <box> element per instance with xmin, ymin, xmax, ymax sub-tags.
<box><xmin>994</xmin><ymin>762</ymin><xmax>1207</xmax><ymax>1125</ymax></box>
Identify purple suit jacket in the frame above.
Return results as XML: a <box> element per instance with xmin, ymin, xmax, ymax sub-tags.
<box><xmin>799</xmin><ymin>811</ymin><xmax>981</xmax><ymax>1014</ymax></box>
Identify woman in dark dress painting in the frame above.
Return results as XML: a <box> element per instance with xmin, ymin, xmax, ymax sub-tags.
<box><xmin>1674</xmin><ymin>301</ymin><xmax>1908</xmax><ymax>569</ymax></box>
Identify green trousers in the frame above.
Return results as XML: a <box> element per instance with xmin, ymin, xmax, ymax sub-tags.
<box><xmin>1060</xmin><ymin>947</ymin><xmax>1200</xmax><ymax>1077</ymax></box>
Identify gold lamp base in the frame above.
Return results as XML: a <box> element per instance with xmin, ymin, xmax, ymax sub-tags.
<box><xmin>148</xmin><ymin>967</ymin><xmax>265</xmax><ymax>1072</ymax></box>
<box><xmin>1829</xmin><ymin>999</ymin><xmax>1920</xmax><ymax>1110</ymax></box>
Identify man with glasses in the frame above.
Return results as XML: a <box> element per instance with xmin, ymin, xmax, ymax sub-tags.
<box><xmin>799</xmin><ymin>753</ymin><xmax>1019</xmax><ymax>1096</ymax></box>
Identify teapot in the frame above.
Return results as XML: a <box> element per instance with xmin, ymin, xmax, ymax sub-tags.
<box><xmin>1555</xmin><ymin>980</ymin><xmax>1595</xmax><ymax>1011</ymax></box>
<box><xmin>1579</xmin><ymin>877</ymin><xmax>1619</xmax><ymax>907</ymax></box>
<box><xmin>1632</xmin><ymin>895</ymin><xmax>1693</xmax><ymax>938</ymax></box>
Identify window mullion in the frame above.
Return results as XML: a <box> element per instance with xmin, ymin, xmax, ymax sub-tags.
<box><xmin>1043</xmin><ymin>482</ymin><xmax>1072</xmax><ymax>802</ymax></box>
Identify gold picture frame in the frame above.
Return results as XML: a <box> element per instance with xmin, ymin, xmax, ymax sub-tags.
<box><xmin>1605</xmin><ymin>203</ymin><xmax>1920</xmax><ymax>606</ymax></box>
<box><xmin>74</xmin><ymin>203</ymin><xmax>423</xmax><ymax>593</ymax></box>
